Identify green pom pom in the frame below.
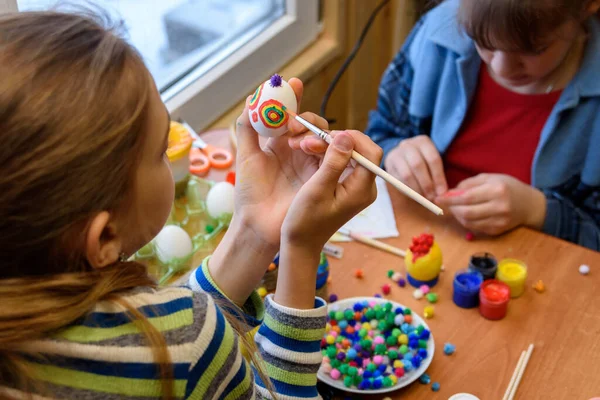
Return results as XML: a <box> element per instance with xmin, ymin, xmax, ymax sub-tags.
<box><xmin>348</xmin><ymin>366</ymin><xmax>358</xmax><ymax>377</ymax></box>
<box><xmin>373</xmin><ymin>304</ymin><xmax>382</xmax><ymax>312</ymax></box>
<box><xmin>205</xmin><ymin>224</ymin><xmax>215</xmax><ymax>233</ymax></box>
<box><xmin>343</xmin><ymin>376</ymin><xmax>353</xmax><ymax>387</ymax></box>
<box><xmin>386</xmin><ymin>336</ymin><xmax>397</xmax><ymax>346</ymax></box>
<box><xmin>367</xmin><ymin>363</ymin><xmax>377</xmax><ymax>372</ymax></box>
<box><xmin>383</xmin><ymin>377</ymin><xmax>393</xmax><ymax>387</ymax></box>
<box><xmin>388</xmin><ymin>350</ymin><xmax>399</xmax><ymax>360</ymax></box>
<box><xmin>387</xmin><ymin>270</ymin><xmax>394</xmax><ymax>278</ymax></box>
<box><xmin>328</xmin><ymin>311</ymin><xmax>336</xmax><ymax>320</ymax></box>
<box><xmin>392</xmin><ymin>328</ymin><xmax>401</xmax><ymax>337</ymax></box>
<box><xmin>417</xmin><ymin>325</ymin><xmax>425</xmax><ymax>334</ymax></box>
<box><xmin>375</xmin><ymin>344</ymin><xmax>387</xmax><ymax>355</ymax></box>
<box><xmin>419</xmin><ymin>339</ymin><xmax>428</xmax><ymax>349</ymax></box>
<box><xmin>384</xmin><ymin>302</ymin><xmax>393</xmax><ymax>312</ymax></box>
<box><xmin>340</xmin><ymin>364</ymin><xmax>349</xmax><ymax>374</ymax></box>
<box><xmin>399</xmin><ymin>345</ymin><xmax>409</xmax><ymax>354</ymax></box>
<box><xmin>359</xmin><ymin>328</ymin><xmax>368</xmax><ymax>338</ymax></box>
<box><xmin>362</xmin><ymin>339</ymin><xmax>373</xmax><ymax>350</ymax></box>
<box><xmin>335</xmin><ymin>311</ymin><xmax>345</xmax><ymax>321</ymax></box>
<box><xmin>344</xmin><ymin>309</ymin><xmax>354</xmax><ymax>320</ymax></box>
<box><xmin>326</xmin><ymin>346</ymin><xmax>337</xmax><ymax>358</ymax></box>
<box><xmin>378</xmin><ymin>321</ymin><xmax>388</xmax><ymax>332</ymax></box>
<box><xmin>375</xmin><ymin>310</ymin><xmax>385</xmax><ymax>320</ymax></box>
<box><xmin>331</xmin><ymin>359</ymin><xmax>341</xmax><ymax>368</ymax></box>
<box><xmin>426</xmin><ymin>293</ymin><xmax>439</xmax><ymax>303</ymax></box>
<box><xmin>404</xmin><ymin>308</ymin><xmax>412</xmax><ymax>315</ymax></box>
<box><xmin>365</xmin><ymin>309</ymin><xmax>376</xmax><ymax>320</ymax></box>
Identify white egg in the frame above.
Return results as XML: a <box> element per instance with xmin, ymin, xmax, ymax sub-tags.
<box><xmin>206</xmin><ymin>181</ymin><xmax>235</xmax><ymax>219</ymax></box>
<box><xmin>248</xmin><ymin>74</ymin><xmax>297</xmax><ymax>138</ymax></box>
<box><xmin>153</xmin><ymin>225</ymin><xmax>193</xmax><ymax>264</ymax></box>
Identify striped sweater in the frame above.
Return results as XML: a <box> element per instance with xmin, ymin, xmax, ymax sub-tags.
<box><xmin>3</xmin><ymin>258</ymin><xmax>327</xmax><ymax>399</ymax></box>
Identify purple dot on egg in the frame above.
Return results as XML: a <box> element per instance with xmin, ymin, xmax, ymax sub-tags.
<box><xmin>269</xmin><ymin>74</ymin><xmax>283</xmax><ymax>87</ymax></box>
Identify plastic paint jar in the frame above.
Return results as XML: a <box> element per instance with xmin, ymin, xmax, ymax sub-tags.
<box><xmin>468</xmin><ymin>252</ymin><xmax>498</xmax><ymax>281</ymax></box>
<box><xmin>479</xmin><ymin>280</ymin><xmax>510</xmax><ymax>320</ymax></box>
<box><xmin>453</xmin><ymin>269</ymin><xmax>484</xmax><ymax>309</ymax></box>
<box><xmin>167</xmin><ymin>122</ymin><xmax>193</xmax><ymax>198</ymax></box>
<box><xmin>496</xmin><ymin>259</ymin><xmax>528</xmax><ymax>298</ymax></box>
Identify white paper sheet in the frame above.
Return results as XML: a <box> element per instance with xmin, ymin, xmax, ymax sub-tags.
<box><xmin>331</xmin><ymin>177</ymin><xmax>399</xmax><ymax>242</ymax></box>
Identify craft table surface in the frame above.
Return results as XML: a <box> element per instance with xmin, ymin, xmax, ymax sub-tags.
<box><xmin>199</xmin><ymin>128</ymin><xmax>600</xmax><ymax>400</ymax></box>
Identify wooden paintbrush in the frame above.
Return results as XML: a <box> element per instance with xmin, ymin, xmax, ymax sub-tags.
<box><xmin>284</xmin><ymin>107</ymin><xmax>443</xmax><ymax>216</ymax></box>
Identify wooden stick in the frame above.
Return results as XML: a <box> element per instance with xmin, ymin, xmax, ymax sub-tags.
<box><xmin>338</xmin><ymin>228</ymin><xmax>406</xmax><ymax>258</ymax></box>
<box><xmin>502</xmin><ymin>351</ymin><xmax>526</xmax><ymax>400</ymax></box>
<box><xmin>507</xmin><ymin>344</ymin><xmax>534</xmax><ymax>400</ymax></box>
<box><xmin>285</xmin><ymin>109</ymin><xmax>443</xmax><ymax>216</ymax></box>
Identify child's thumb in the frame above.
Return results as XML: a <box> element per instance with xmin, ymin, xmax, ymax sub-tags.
<box><xmin>313</xmin><ymin>131</ymin><xmax>354</xmax><ymax>189</ymax></box>
<box><xmin>235</xmin><ymin>99</ymin><xmax>261</xmax><ymax>158</ymax></box>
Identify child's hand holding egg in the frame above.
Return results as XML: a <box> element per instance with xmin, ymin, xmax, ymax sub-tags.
<box><xmin>248</xmin><ymin>74</ymin><xmax>297</xmax><ymax>138</ymax></box>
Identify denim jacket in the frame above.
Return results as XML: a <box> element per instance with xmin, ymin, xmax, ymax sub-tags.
<box><xmin>366</xmin><ymin>0</ymin><xmax>600</xmax><ymax>251</ymax></box>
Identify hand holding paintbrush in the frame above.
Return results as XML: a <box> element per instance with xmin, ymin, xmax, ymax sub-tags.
<box><xmin>284</xmin><ymin>107</ymin><xmax>443</xmax><ymax>216</ymax></box>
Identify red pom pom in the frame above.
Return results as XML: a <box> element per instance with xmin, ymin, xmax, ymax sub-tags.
<box><xmin>465</xmin><ymin>231</ymin><xmax>475</xmax><ymax>241</ymax></box>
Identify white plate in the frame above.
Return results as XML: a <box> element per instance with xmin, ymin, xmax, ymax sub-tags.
<box><xmin>317</xmin><ymin>297</ymin><xmax>435</xmax><ymax>395</ymax></box>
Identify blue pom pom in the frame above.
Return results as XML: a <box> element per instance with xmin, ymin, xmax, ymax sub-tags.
<box><xmin>444</xmin><ymin>343</ymin><xmax>456</xmax><ymax>356</ymax></box>
<box><xmin>418</xmin><ymin>349</ymin><xmax>428</xmax><ymax>359</ymax></box>
<box><xmin>378</xmin><ymin>364</ymin><xmax>387</xmax><ymax>372</ymax></box>
<box><xmin>404</xmin><ymin>362</ymin><xmax>413</xmax><ymax>372</ymax></box>
<box><xmin>408</xmin><ymin>333</ymin><xmax>419</xmax><ymax>340</ymax></box>
<box><xmin>363</xmin><ymin>371</ymin><xmax>372</xmax><ymax>379</ymax></box>
<box><xmin>348</xmin><ymin>319</ymin><xmax>357</xmax><ymax>327</ymax></box>
<box><xmin>411</xmin><ymin>355</ymin><xmax>422</xmax><ymax>368</ymax></box>
<box><xmin>395</xmin><ymin>307</ymin><xmax>404</xmax><ymax>314</ymax></box>
<box><xmin>432</xmin><ymin>382</ymin><xmax>441</xmax><ymax>391</ymax></box>
<box><xmin>420</xmin><ymin>329</ymin><xmax>431</xmax><ymax>340</ymax></box>
<box><xmin>353</xmin><ymin>303</ymin><xmax>364</xmax><ymax>312</ymax></box>
<box><xmin>347</xmin><ymin>348</ymin><xmax>357</xmax><ymax>359</ymax></box>
<box><xmin>374</xmin><ymin>294</ymin><xmax>383</xmax><ymax>298</ymax></box>
<box><xmin>373</xmin><ymin>370</ymin><xmax>382</xmax><ymax>378</ymax></box>
<box><xmin>357</xmin><ymin>381</ymin><xmax>366</xmax><ymax>390</ymax></box>
<box><xmin>403</xmin><ymin>353</ymin><xmax>413</xmax><ymax>361</ymax></box>
<box><xmin>409</xmin><ymin>339</ymin><xmax>419</xmax><ymax>349</ymax></box>
<box><xmin>419</xmin><ymin>373</ymin><xmax>431</xmax><ymax>384</ymax></box>
<box><xmin>339</xmin><ymin>320</ymin><xmax>348</xmax><ymax>329</ymax></box>
<box><xmin>373</xmin><ymin>378</ymin><xmax>383</xmax><ymax>389</ymax></box>
<box><xmin>362</xmin><ymin>379</ymin><xmax>372</xmax><ymax>389</ymax></box>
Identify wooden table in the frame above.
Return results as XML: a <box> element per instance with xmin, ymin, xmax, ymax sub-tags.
<box><xmin>200</xmin><ymin>128</ymin><xmax>600</xmax><ymax>400</ymax></box>
<box><xmin>328</xmin><ymin>193</ymin><xmax>600</xmax><ymax>400</ymax></box>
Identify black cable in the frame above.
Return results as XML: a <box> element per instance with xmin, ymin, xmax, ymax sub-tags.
<box><xmin>319</xmin><ymin>0</ymin><xmax>392</xmax><ymax>124</ymax></box>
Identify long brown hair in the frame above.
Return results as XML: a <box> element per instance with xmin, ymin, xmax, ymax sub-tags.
<box><xmin>0</xmin><ymin>9</ymin><xmax>276</xmax><ymax>400</ymax></box>
<box><xmin>458</xmin><ymin>0</ymin><xmax>591</xmax><ymax>52</ymax></box>
<box><xmin>0</xmin><ymin>9</ymin><xmax>170</xmax><ymax>398</ymax></box>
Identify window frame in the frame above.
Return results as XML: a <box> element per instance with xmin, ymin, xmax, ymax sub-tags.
<box><xmin>1</xmin><ymin>0</ymin><xmax>321</xmax><ymax>130</ymax></box>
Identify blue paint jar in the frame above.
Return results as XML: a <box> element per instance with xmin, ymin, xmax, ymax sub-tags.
<box><xmin>453</xmin><ymin>269</ymin><xmax>483</xmax><ymax>308</ymax></box>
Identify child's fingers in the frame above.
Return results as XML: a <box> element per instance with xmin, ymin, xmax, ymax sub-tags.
<box><xmin>288</xmin><ymin>112</ymin><xmax>329</xmax><ymax>137</ymax></box>
<box><xmin>235</xmin><ymin>100</ymin><xmax>261</xmax><ymax>159</ymax></box>
<box><xmin>437</xmin><ymin>183</ymin><xmax>494</xmax><ymax>206</ymax></box>
<box><xmin>418</xmin><ymin>140</ymin><xmax>448</xmax><ymax>196</ymax></box>
<box><xmin>311</xmin><ymin>132</ymin><xmax>355</xmax><ymax>193</ymax></box>
<box><xmin>339</xmin><ymin>130</ymin><xmax>383</xmax><ymax>190</ymax></box>
<box><xmin>391</xmin><ymin>155</ymin><xmax>424</xmax><ymax>196</ymax></box>
<box><xmin>288</xmin><ymin>77</ymin><xmax>304</xmax><ymax>110</ymax></box>
<box><xmin>402</xmin><ymin>144</ymin><xmax>436</xmax><ymax>200</ymax></box>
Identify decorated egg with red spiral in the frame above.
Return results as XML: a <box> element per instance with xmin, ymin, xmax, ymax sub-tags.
<box><xmin>248</xmin><ymin>74</ymin><xmax>298</xmax><ymax>138</ymax></box>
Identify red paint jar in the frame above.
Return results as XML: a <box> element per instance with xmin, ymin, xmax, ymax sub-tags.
<box><xmin>479</xmin><ymin>280</ymin><xmax>510</xmax><ymax>320</ymax></box>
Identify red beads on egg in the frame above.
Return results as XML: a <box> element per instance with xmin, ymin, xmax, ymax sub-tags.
<box><xmin>410</xmin><ymin>233</ymin><xmax>434</xmax><ymax>262</ymax></box>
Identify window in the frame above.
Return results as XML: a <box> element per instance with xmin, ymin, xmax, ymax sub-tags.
<box><xmin>1</xmin><ymin>0</ymin><xmax>320</xmax><ymax>129</ymax></box>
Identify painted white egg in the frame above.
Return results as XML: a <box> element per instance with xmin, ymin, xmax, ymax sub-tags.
<box><xmin>154</xmin><ymin>225</ymin><xmax>193</xmax><ymax>264</ymax></box>
<box><xmin>206</xmin><ymin>181</ymin><xmax>235</xmax><ymax>219</ymax></box>
<box><xmin>248</xmin><ymin>74</ymin><xmax>297</xmax><ymax>138</ymax></box>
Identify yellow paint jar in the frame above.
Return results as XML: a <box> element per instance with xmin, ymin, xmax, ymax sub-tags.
<box><xmin>167</xmin><ymin>122</ymin><xmax>193</xmax><ymax>198</ymax></box>
<box><xmin>496</xmin><ymin>258</ymin><xmax>528</xmax><ymax>298</ymax></box>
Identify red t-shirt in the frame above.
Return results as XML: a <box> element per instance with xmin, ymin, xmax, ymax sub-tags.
<box><xmin>444</xmin><ymin>65</ymin><xmax>562</xmax><ymax>189</ymax></box>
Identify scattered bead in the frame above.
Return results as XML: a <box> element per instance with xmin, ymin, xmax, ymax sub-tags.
<box><xmin>533</xmin><ymin>280</ymin><xmax>545</xmax><ymax>293</ymax></box>
<box><xmin>374</xmin><ymin>294</ymin><xmax>382</xmax><ymax>298</ymax></box>
<box><xmin>419</xmin><ymin>373</ymin><xmax>431</xmax><ymax>384</ymax></box>
<box><xmin>387</xmin><ymin>270</ymin><xmax>395</xmax><ymax>278</ymax></box>
<box><xmin>267</xmin><ymin>262</ymin><xmax>277</xmax><ymax>272</ymax></box>
<box><xmin>382</xmin><ymin>284</ymin><xmax>392</xmax><ymax>295</ymax></box>
<box><xmin>443</xmin><ymin>343</ymin><xmax>456</xmax><ymax>356</ymax></box>
<box><xmin>432</xmin><ymin>382</ymin><xmax>441</xmax><ymax>392</ymax></box>
<box><xmin>579</xmin><ymin>264</ymin><xmax>590</xmax><ymax>275</ymax></box>
<box><xmin>465</xmin><ymin>231</ymin><xmax>475</xmax><ymax>241</ymax></box>
<box><xmin>398</xmin><ymin>278</ymin><xmax>407</xmax><ymax>287</ymax></box>
<box><xmin>424</xmin><ymin>306</ymin><xmax>435</xmax><ymax>319</ymax></box>
<box><xmin>327</xmin><ymin>276</ymin><xmax>332</xmax><ymax>285</ymax></box>
<box><xmin>413</xmin><ymin>289</ymin><xmax>424</xmax><ymax>300</ymax></box>
<box><xmin>329</xmin><ymin>294</ymin><xmax>338</xmax><ymax>302</ymax></box>
<box><xmin>354</xmin><ymin>268</ymin><xmax>364</xmax><ymax>279</ymax></box>
<box><xmin>257</xmin><ymin>287</ymin><xmax>268</xmax><ymax>298</ymax></box>
<box><xmin>391</xmin><ymin>272</ymin><xmax>403</xmax><ymax>282</ymax></box>
<box><xmin>205</xmin><ymin>224</ymin><xmax>215</xmax><ymax>234</ymax></box>
<box><xmin>419</xmin><ymin>285</ymin><xmax>430</xmax><ymax>295</ymax></box>
<box><xmin>426</xmin><ymin>292</ymin><xmax>439</xmax><ymax>303</ymax></box>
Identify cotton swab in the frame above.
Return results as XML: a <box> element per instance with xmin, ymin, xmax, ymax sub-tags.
<box><xmin>284</xmin><ymin>108</ymin><xmax>444</xmax><ymax>216</ymax></box>
<box><xmin>507</xmin><ymin>344</ymin><xmax>534</xmax><ymax>400</ymax></box>
<box><xmin>338</xmin><ymin>228</ymin><xmax>406</xmax><ymax>258</ymax></box>
<box><xmin>502</xmin><ymin>351</ymin><xmax>526</xmax><ymax>400</ymax></box>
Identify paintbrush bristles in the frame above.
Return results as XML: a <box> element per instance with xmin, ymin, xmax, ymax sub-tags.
<box><xmin>282</xmin><ymin>106</ymin><xmax>298</xmax><ymax>118</ymax></box>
